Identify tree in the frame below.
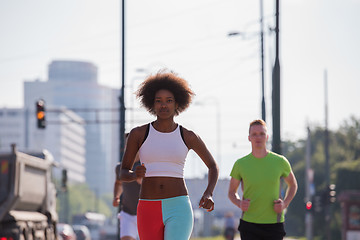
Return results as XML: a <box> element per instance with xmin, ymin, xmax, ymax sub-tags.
<box><xmin>57</xmin><ymin>183</ymin><xmax>113</xmax><ymax>223</ymax></box>
<box><xmin>283</xmin><ymin>115</ymin><xmax>360</xmax><ymax>239</ymax></box>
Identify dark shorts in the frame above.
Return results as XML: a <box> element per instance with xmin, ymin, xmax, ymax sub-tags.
<box><xmin>239</xmin><ymin>219</ymin><xmax>286</xmax><ymax>240</ymax></box>
<box><xmin>224</xmin><ymin>227</ymin><xmax>235</xmax><ymax>240</ymax></box>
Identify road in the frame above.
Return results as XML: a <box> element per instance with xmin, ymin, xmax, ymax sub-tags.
<box><xmin>234</xmin><ymin>236</ymin><xmax>297</xmax><ymax>240</ymax></box>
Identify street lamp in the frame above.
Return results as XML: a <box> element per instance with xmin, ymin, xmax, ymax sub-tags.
<box><xmin>127</xmin><ymin>64</ymin><xmax>165</xmax><ymax>128</ymax></box>
<box><xmin>227</xmin><ymin>0</ymin><xmax>266</xmax><ymax>122</ymax></box>
<box><xmin>194</xmin><ymin>97</ymin><xmax>221</xmax><ymax>174</ymax></box>
<box><xmin>128</xmin><ymin>69</ymin><xmax>149</xmax><ymax>127</ymax></box>
<box><xmin>227</xmin><ymin>28</ymin><xmax>266</xmax><ymax>122</ymax></box>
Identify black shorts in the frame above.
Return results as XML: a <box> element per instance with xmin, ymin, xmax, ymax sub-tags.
<box><xmin>239</xmin><ymin>219</ymin><xmax>286</xmax><ymax>240</ymax></box>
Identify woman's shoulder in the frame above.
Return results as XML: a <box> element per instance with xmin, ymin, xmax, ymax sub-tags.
<box><xmin>179</xmin><ymin>125</ymin><xmax>203</xmax><ymax>148</ymax></box>
<box><xmin>179</xmin><ymin>125</ymin><xmax>197</xmax><ymax>138</ymax></box>
<box><xmin>129</xmin><ymin>123</ymin><xmax>151</xmax><ymax>146</ymax></box>
<box><xmin>130</xmin><ymin>123</ymin><xmax>150</xmax><ymax>135</ymax></box>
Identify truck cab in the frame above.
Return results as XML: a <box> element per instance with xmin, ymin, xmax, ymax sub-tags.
<box><xmin>0</xmin><ymin>144</ymin><xmax>58</xmax><ymax>240</ymax></box>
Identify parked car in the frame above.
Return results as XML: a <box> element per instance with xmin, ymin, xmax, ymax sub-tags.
<box><xmin>73</xmin><ymin>225</ymin><xmax>91</xmax><ymax>240</ymax></box>
<box><xmin>57</xmin><ymin>223</ymin><xmax>77</xmax><ymax>240</ymax></box>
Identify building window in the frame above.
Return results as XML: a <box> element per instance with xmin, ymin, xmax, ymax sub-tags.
<box><xmin>7</xmin><ymin>111</ymin><xmax>19</xmax><ymax>116</ymax></box>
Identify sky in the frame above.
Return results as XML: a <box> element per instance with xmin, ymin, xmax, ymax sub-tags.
<box><xmin>1</xmin><ymin>0</ymin><xmax>359</xmax><ymax>179</ymax></box>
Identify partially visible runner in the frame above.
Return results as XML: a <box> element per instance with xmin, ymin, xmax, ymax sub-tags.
<box><xmin>120</xmin><ymin>70</ymin><xmax>219</xmax><ymax>240</ymax></box>
<box><xmin>223</xmin><ymin>211</ymin><xmax>236</xmax><ymax>240</ymax></box>
<box><xmin>228</xmin><ymin>119</ymin><xmax>298</xmax><ymax>240</ymax></box>
<box><xmin>113</xmin><ymin>133</ymin><xmax>142</xmax><ymax>240</ymax></box>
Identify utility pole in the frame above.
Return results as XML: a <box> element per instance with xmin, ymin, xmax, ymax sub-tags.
<box><xmin>305</xmin><ymin>127</ymin><xmax>313</xmax><ymax>240</ymax></box>
<box><xmin>260</xmin><ymin>0</ymin><xmax>266</xmax><ymax>122</ymax></box>
<box><xmin>272</xmin><ymin>0</ymin><xmax>281</xmax><ymax>154</ymax></box>
<box><xmin>120</xmin><ymin>0</ymin><xmax>126</xmax><ymax>163</ymax></box>
<box><xmin>228</xmin><ymin>0</ymin><xmax>266</xmax><ymax>122</ymax></box>
<box><xmin>324</xmin><ymin>69</ymin><xmax>329</xmax><ymax>189</ymax></box>
<box><xmin>324</xmin><ymin>69</ymin><xmax>331</xmax><ymax>240</ymax></box>
<box><xmin>118</xmin><ymin>0</ymin><xmax>126</xmax><ymax>239</ymax></box>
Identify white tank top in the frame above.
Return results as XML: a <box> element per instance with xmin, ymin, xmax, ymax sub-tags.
<box><xmin>139</xmin><ymin>123</ymin><xmax>189</xmax><ymax>178</ymax></box>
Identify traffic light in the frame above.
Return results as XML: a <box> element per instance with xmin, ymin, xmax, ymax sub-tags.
<box><xmin>305</xmin><ymin>201</ymin><xmax>313</xmax><ymax>211</ymax></box>
<box><xmin>320</xmin><ymin>184</ymin><xmax>337</xmax><ymax>206</ymax></box>
<box><xmin>36</xmin><ymin>100</ymin><xmax>46</xmax><ymax>129</ymax></box>
<box><xmin>329</xmin><ymin>184</ymin><xmax>336</xmax><ymax>203</ymax></box>
<box><xmin>314</xmin><ymin>195</ymin><xmax>322</xmax><ymax>212</ymax></box>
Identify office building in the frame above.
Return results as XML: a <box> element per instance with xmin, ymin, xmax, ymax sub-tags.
<box><xmin>0</xmin><ymin>107</ymin><xmax>86</xmax><ymax>183</ymax></box>
<box><xmin>24</xmin><ymin>60</ymin><xmax>120</xmax><ymax>194</ymax></box>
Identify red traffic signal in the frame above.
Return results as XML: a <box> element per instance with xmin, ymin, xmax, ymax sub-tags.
<box><xmin>36</xmin><ymin>100</ymin><xmax>46</xmax><ymax>129</ymax></box>
<box><xmin>306</xmin><ymin>201</ymin><xmax>312</xmax><ymax>210</ymax></box>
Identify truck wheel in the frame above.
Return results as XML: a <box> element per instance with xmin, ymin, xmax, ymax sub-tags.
<box><xmin>45</xmin><ymin>226</ymin><xmax>55</xmax><ymax>240</ymax></box>
<box><xmin>20</xmin><ymin>228</ymin><xmax>32</xmax><ymax>240</ymax></box>
<box><xmin>19</xmin><ymin>232</ymin><xmax>25</xmax><ymax>240</ymax></box>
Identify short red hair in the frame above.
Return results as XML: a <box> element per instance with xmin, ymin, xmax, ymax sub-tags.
<box><xmin>249</xmin><ymin>119</ymin><xmax>267</xmax><ymax>133</ymax></box>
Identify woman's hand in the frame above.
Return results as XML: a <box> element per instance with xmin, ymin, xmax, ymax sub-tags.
<box><xmin>135</xmin><ymin>163</ymin><xmax>146</xmax><ymax>180</ymax></box>
<box><xmin>199</xmin><ymin>193</ymin><xmax>215</xmax><ymax>212</ymax></box>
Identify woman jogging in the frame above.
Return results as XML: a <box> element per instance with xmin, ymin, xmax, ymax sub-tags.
<box><xmin>120</xmin><ymin>70</ymin><xmax>219</xmax><ymax>240</ymax></box>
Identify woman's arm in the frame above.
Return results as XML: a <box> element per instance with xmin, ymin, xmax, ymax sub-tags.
<box><xmin>120</xmin><ymin>126</ymin><xmax>146</xmax><ymax>182</ymax></box>
<box><xmin>183</xmin><ymin>128</ymin><xmax>219</xmax><ymax>211</ymax></box>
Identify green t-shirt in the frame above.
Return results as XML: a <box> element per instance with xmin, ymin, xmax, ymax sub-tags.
<box><xmin>230</xmin><ymin>151</ymin><xmax>291</xmax><ymax>224</ymax></box>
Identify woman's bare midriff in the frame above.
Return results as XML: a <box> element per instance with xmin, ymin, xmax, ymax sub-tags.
<box><xmin>140</xmin><ymin>177</ymin><xmax>188</xmax><ymax>199</ymax></box>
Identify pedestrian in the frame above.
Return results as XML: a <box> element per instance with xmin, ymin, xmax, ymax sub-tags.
<box><xmin>120</xmin><ymin>70</ymin><xmax>219</xmax><ymax>240</ymax></box>
<box><xmin>223</xmin><ymin>211</ymin><xmax>236</xmax><ymax>240</ymax></box>
<box><xmin>113</xmin><ymin>133</ymin><xmax>142</xmax><ymax>240</ymax></box>
<box><xmin>228</xmin><ymin>119</ymin><xmax>298</xmax><ymax>240</ymax></box>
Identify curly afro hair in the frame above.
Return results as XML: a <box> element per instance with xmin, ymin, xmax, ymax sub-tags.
<box><xmin>136</xmin><ymin>70</ymin><xmax>195</xmax><ymax>116</ymax></box>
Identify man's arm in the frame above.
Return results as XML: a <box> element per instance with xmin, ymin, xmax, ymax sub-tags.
<box><xmin>112</xmin><ymin>179</ymin><xmax>123</xmax><ymax>207</ymax></box>
<box><xmin>283</xmin><ymin>171</ymin><xmax>298</xmax><ymax>208</ymax></box>
<box><xmin>228</xmin><ymin>177</ymin><xmax>241</xmax><ymax>207</ymax></box>
<box><xmin>113</xmin><ymin>164</ymin><xmax>123</xmax><ymax>207</ymax></box>
<box><xmin>228</xmin><ymin>177</ymin><xmax>250</xmax><ymax>211</ymax></box>
<box><xmin>274</xmin><ymin>171</ymin><xmax>298</xmax><ymax>213</ymax></box>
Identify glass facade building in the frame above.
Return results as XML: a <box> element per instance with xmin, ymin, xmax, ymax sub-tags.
<box><xmin>24</xmin><ymin>60</ymin><xmax>119</xmax><ymax>194</ymax></box>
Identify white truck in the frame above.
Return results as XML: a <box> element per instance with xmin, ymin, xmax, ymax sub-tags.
<box><xmin>0</xmin><ymin>144</ymin><xmax>58</xmax><ymax>240</ymax></box>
